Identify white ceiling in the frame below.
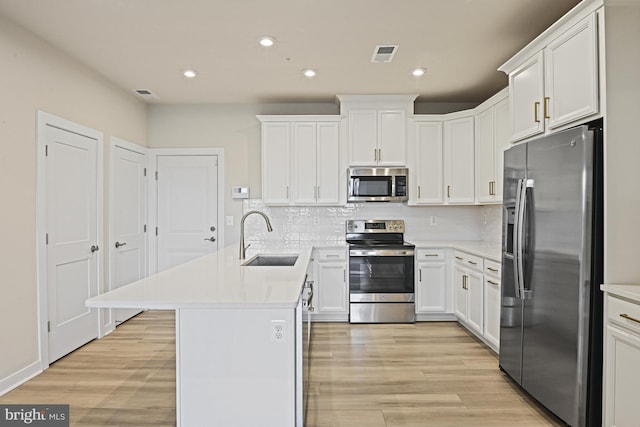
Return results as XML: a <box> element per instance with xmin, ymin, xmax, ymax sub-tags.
<box><xmin>0</xmin><ymin>0</ymin><xmax>581</xmax><ymax>105</ymax></box>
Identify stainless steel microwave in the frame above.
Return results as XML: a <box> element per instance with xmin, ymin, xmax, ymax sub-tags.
<box><xmin>347</xmin><ymin>167</ymin><xmax>408</xmax><ymax>202</ymax></box>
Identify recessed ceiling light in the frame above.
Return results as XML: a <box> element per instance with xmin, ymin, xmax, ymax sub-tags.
<box><xmin>259</xmin><ymin>36</ymin><xmax>276</xmax><ymax>47</ymax></box>
<box><xmin>183</xmin><ymin>69</ymin><xmax>198</xmax><ymax>79</ymax></box>
<box><xmin>302</xmin><ymin>68</ymin><xmax>317</xmax><ymax>78</ymax></box>
<box><xmin>412</xmin><ymin>67</ymin><xmax>427</xmax><ymax>77</ymax></box>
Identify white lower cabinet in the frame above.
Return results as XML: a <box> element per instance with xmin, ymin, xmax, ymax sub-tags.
<box><xmin>483</xmin><ymin>260</ymin><xmax>501</xmax><ymax>351</ymax></box>
<box><xmin>603</xmin><ymin>292</ymin><xmax>640</xmax><ymax>427</ymax></box>
<box><xmin>313</xmin><ymin>248</ymin><xmax>348</xmax><ymax>321</ymax></box>
<box><xmin>415</xmin><ymin>249</ymin><xmax>451</xmax><ymax>319</ymax></box>
<box><xmin>453</xmin><ymin>251</ymin><xmax>484</xmax><ymax>336</ymax></box>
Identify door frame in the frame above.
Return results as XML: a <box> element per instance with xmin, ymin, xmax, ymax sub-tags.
<box><xmin>107</xmin><ymin>137</ymin><xmax>148</xmax><ymax>331</ymax></box>
<box><xmin>35</xmin><ymin>111</ymin><xmax>104</xmax><ymax>371</ymax></box>
<box><xmin>148</xmin><ymin>148</ymin><xmax>225</xmax><ymax>275</ymax></box>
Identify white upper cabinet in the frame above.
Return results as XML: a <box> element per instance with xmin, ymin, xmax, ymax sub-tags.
<box><xmin>444</xmin><ymin>115</ymin><xmax>475</xmax><ymax>204</ymax></box>
<box><xmin>261</xmin><ymin>121</ymin><xmax>291</xmax><ymax>205</ymax></box>
<box><xmin>347</xmin><ymin>109</ymin><xmax>406</xmax><ymax>166</ymax></box>
<box><xmin>259</xmin><ymin>116</ymin><xmax>341</xmax><ymax>206</ymax></box>
<box><xmin>475</xmin><ymin>90</ymin><xmax>509</xmax><ymax>204</ymax></box>
<box><xmin>502</xmin><ymin>11</ymin><xmax>599</xmax><ymax>142</ymax></box>
<box><xmin>338</xmin><ymin>95</ymin><xmax>416</xmax><ymax>167</ymax></box>
<box><xmin>544</xmin><ymin>13</ymin><xmax>598</xmax><ymax>130</ymax></box>
<box><xmin>411</xmin><ymin>120</ymin><xmax>444</xmax><ymax>204</ymax></box>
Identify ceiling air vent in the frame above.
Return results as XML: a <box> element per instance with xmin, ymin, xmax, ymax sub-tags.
<box><xmin>371</xmin><ymin>45</ymin><xmax>398</xmax><ymax>63</ymax></box>
<box><xmin>134</xmin><ymin>89</ymin><xmax>158</xmax><ymax>100</ymax></box>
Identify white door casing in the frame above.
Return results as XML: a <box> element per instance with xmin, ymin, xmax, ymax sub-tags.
<box><xmin>110</xmin><ymin>139</ymin><xmax>147</xmax><ymax>323</ymax></box>
<box><xmin>155</xmin><ymin>153</ymin><xmax>222</xmax><ymax>272</ymax></box>
<box><xmin>36</xmin><ymin>111</ymin><xmax>103</xmax><ymax>366</ymax></box>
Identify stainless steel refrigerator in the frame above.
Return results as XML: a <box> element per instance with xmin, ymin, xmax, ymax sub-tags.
<box><xmin>499</xmin><ymin>124</ymin><xmax>603</xmax><ymax>427</ymax></box>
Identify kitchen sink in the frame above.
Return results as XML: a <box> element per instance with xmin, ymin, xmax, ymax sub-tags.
<box><xmin>242</xmin><ymin>254</ymin><xmax>298</xmax><ymax>267</ymax></box>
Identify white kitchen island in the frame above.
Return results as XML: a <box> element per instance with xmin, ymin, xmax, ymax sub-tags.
<box><xmin>87</xmin><ymin>244</ymin><xmax>313</xmax><ymax>427</ymax></box>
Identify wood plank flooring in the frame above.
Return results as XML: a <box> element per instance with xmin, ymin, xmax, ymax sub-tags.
<box><xmin>0</xmin><ymin>311</ymin><xmax>563</xmax><ymax>426</ymax></box>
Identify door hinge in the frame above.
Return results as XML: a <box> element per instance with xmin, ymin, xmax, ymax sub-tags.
<box><xmin>144</xmin><ymin>224</ymin><xmax>147</xmax><ymax>233</ymax></box>
<box><xmin>155</xmin><ymin>171</ymin><xmax>158</xmax><ymax>181</ymax></box>
<box><xmin>47</xmin><ymin>321</ymin><xmax>50</xmax><ymax>333</ymax></box>
<box><xmin>45</xmin><ymin>233</ymin><xmax>49</xmax><ymax>245</ymax></box>
<box><xmin>155</xmin><ymin>227</ymin><xmax>158</xmax><ymax>236</ymax></box>
<box><xmin>45</xmin><ymin>145</ymin><xmax>48</xmax><ymax>157</ymax></box>
<box><xmin>144</xmin><ymin>168</ymin><xmax>147</xmax><ymax>177</ymax></box>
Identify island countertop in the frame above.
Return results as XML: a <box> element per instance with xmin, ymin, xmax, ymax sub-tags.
<box><xmin>86</xmin><ymin>245</ymin><xmax>313</xmax><ymax>310</ymax></box>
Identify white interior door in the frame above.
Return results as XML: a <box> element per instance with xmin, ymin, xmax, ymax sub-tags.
<box><xmin>157</xmin><ymin>155</ymin><xmax>219</xmax><ymax>271</ymax></box>
<box><xmin>45</xmin><ymin>125</ymin><xmax>99</xmax><ymax>363</ymax></box>
<box><xmin>112</xmin><ymin>144</ymin><xmax>147</xmax><ymax>323</ymax></box>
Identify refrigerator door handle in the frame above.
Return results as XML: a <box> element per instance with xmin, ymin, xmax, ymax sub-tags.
<box><xmin>513</xmin><ymin>178</ymin><xmax>524</xmax><ymax>299</ymax></box>
<box><xmin>516</xmin><ymin>179</ymin><xmax>535</xmax><ymax>300</ymax></box>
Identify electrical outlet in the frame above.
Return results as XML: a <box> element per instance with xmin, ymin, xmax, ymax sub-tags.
<box><xmin>430</xmin><ymin>216</ymin><xmax>437</xmax><ymax>226</ymax></box>
<box><xmin>271</xmin><ymin>320</ymin><xmax>286</xmax><ymax>343</ymax></box>
<box><xmin>313</xmin><ymin>216</ymin><xmax>319</xmax><ymax>225</ymax></box>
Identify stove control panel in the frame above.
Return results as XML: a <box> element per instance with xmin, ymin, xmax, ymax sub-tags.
<box><xmin>346</xmin><ymin>220</ymin><xmax>405</xmax><ymax>233</ymax></box>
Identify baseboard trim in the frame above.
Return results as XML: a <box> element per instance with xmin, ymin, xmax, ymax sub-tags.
<box><xmin>0</xmin><ymin>361</ymin><xmax>42</xmax><ymax>397</ymax></box>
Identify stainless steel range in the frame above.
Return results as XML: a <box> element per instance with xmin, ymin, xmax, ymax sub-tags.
<box><xmin>346</xmin><ymin>219</ymin><xmax>415</xmax><ymax>323</ymax></box>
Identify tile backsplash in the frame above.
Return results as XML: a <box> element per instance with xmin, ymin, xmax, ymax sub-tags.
<box><xmin>241</xmin><ymin>200</ymin><xmax>502</xmax><ymax>245</ymax></box>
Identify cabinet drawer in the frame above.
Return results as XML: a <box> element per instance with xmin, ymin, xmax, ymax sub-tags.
<box><xmin>416</xmin><ymin>249</ymin><xmax>445</xmax><ymax>261</ymax></box>
<box><xmin>608</xmin><ymin>296</ymin><xmax>640</xmax><ymax>335</ymax></box>
<box><xmin>317</xmin><ymin>249</ymin><xmax>346</xmax><ymax>262</ymax></box>
<box><xmin>484</xmin><ymin>260</ymin><xmax>501</xmax><ymax>278</ymax></box>
<box><xmin>454</xmin><ymin>251</ymin><xmax>483</xmax><ymax>271</ymax></box>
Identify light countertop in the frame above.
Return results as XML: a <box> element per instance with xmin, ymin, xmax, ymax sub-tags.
<box><xmin>411</xmin><ymin>240</ymin><xmax>502</xmax><ymax>262</ymax></box>
<box><xmin>86</xmin><ymin>245</ymin><xmax>312</xmax><ymax>310</ymax></box>
<box><xmin>600</xmin><ymin>284</ymin><xmax>640</xmax><ymax>304</ymax></box>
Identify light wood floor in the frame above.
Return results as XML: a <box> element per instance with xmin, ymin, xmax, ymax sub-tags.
<box><xmin>1</xmin><ymin>311</ymin><xmax>563</xmax><ymax>426</ymax></box>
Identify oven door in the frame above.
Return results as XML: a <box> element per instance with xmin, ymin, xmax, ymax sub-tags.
<box><xmin>349</xmin><ymin>248</ymin><xmax>415</xmax><ymax>297</ymax></box>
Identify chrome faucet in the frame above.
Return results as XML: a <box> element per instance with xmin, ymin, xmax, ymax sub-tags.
<box><xmin>239</xmin><ymin>210</ymin><xmax>273</xmax><ymax>259</ymax></box>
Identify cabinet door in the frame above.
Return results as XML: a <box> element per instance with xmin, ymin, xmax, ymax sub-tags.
<box><xmin>466</xmin><ymin>270</ymin><xmax>484</xmax><ymax>335</ymax></box>
<box><xmin>315</xmin><ymin>122</ymin><xmax>341</xmax><ymax>205</ymax></box>
<box><xmin>545</xmin><ymin>14</ymin><xmax>598</xmax><ymax>130</ymax></box>
<box><xmin>444</xmin><ymin>117</ymin><xmax>475</xmax><ymax>204</ymax></box>
<box><xmin>415</xmin><ymin>121</ymin><xmax>444</xmax><ymax>204</ymax></box>
<box><xmin>483</xmin><ymin>276</ymin><xmax>501</xmax><ymax>350</ymax></box>
<box><xmin>378</xmin><ymin>110</ymin><xmax>406</xmax><ymax>166</ymax></box>
<box><xmin>604</xmin><ymin>325</ymin><xmax>640</xmax><ymax>427</ymax></box>
<box><xmin>475</xmin><ymin>107</ymin><xmax>495</xmax><ymax>203</ymax></box>
<box><xmin>509</xmin><ymin>51</ymin><xmax>545</xmax><ymax>142</ymax></box>
<box><xmin>292</xmin><ymin>122</ymin><xmax>317</xmax><ymax>205</ymax></box>
<box><xmin>348</xmin><ymin>110</ymin><xmax>377</xmax><ymax>165</ymax></box>
<box><xmin>416</xmin><ymin>262</ymin><xmax>447</xmax><ymax>313</ymax></box>
<box><xmin>453</xmin><ymin>266</ymin><xmax>467</xmax><ymax>322</ymax></box>
<box><xmin>262</xmin><ymin>122</ymin><xmax>291</xmax><ymax>205</ymax></box>
<box><xmin>316</xmin><ymin>262</ymin><xmax>348</xmax><ymax>314</ymax></box>
<box><xmin>493</xmin><ymin>98</ymin><xmax>510</xmax><ymax>201</ymax></box>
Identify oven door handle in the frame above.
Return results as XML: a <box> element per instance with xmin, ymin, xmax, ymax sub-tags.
<box><xmin>349</xmin><ymin>249</ymin><xmax>415</xmax><ymax>257</ymax></box>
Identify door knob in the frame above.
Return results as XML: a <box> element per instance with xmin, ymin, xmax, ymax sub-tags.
<box><xmin>204</xmin><ymin>236</ymin><xmax>216</xmax><ymax>242</ymax></box>
<box><xmin>115</xmin><ymin>241</ymin><xmax>127</xmax><ymax>249</ymax></box>
<box><xmin>90</xmin><ymin>245</ymin><xmax>99</xmax><ymax>253</ymax></box>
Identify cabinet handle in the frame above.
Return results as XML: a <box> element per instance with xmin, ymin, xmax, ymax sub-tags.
<box><xmin>374</xmin><ymin>148</ymin><xmax>378</xmax><ymax>162</ymax></box>
<box><xmin>343</xmin><ymin>269</ymin><xmax>346</xmax><ymax>282</ymax></box>
<box><xmin>418</xmin><ymin>186</ymin><xmax>421</xmax><ymax>198</ymax></box>
<box><xmin>286</xmin><ymin>186</ymin><xmax>289</xmax><ymax>199</ymax></box>
<box><xmin>455</xmin><ymin>256</ymin><xmax>463</xmax><ymax>261</ymax></box>
<box><xmin>487</xmin><ymin>280</ymin><xmax>499</xmax><ymax>286</ymax></box>
<box><xmin>487</xmin><ymin>267</ymin><xmax>499</xmax><ymax>272</ymax></box>
<box><xmin>534</xmin><ymin>102</ymin><xmax>540</xmax><ymax>123</ymax></box>
<box><xmin>424</xmin><ymin>254</ymin><xmax>439</xmax><ymax>257</ymax></box>
<box><xmin>326</xmin><ymin>254</ymin><xmax>340</xmax><ymax>259</ymax></box>
<box><xmin>544</xmin><ymin>97</ymin><xmax>550</xmax><ymax>119</ymax></box>
<box><xmin>463</xmin><ymin>275</ymin><xmax>468</xmax><ymax>290</ymax></box>
<box><xmin>447</xmin><ymin>185</ymin><xmax>451</xmax><ymax>198</ymax></box>
<box><xmin>419</xmin><ymin>269</ymin><xmax>422</xmax><ymax>282</ymax></box>
<box><xmin>317</xmin><ymin>186</ymin><xmax>320</xmax><ymax>199</ymax></box>
<box><xmin>467</xmin><ymin>261</ymin><xmax>478</xmax><ymax>265</ymax></box>
<box><xmin>620</xmin><ymin>313</ymin><xmax>640</xmax><ymax>324</ymax></box>
<box><xmin>378</xmin><ymin>148</ymin><xmax>381</xmax><ymax>161</ymax></box>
